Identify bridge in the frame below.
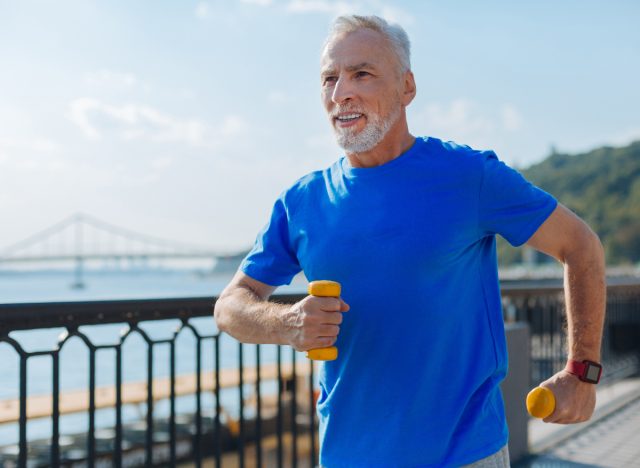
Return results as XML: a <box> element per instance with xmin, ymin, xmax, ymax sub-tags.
<box><xmin>0</xmin><ymin>213</ymin><xmax>245</xmax><ymax>287</ymax></box>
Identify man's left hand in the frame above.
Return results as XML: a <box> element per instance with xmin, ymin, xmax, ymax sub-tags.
<box><xmin>540</xmin><ymin>369</ymin><xmax>596</xmax><ymax>424</ymax></box>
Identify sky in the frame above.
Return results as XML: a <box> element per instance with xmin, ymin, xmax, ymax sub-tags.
<box><xmin>0</xmin><ymin>0</ymin><xmax>639</xmax><ymax>254</ymax></box>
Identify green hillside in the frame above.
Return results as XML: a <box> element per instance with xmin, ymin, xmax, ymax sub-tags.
<box><xmin>497</xmin><ymin>140</ymin><xmax>640</xmax><ymax>266</ymax></box>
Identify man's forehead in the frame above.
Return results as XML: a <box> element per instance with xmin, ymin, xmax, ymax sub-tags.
<box><xmin>321</xmin><ymin>29</ymin><xmax>393</xmax><ymax>73</ymax></box>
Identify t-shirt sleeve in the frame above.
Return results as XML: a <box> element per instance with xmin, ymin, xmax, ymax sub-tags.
<box><xmin>478</xmin><ymin>151</ymin><xmax>558</xmax><ymax>246</ymax></box>
<box><xmin>239</xmin><ymin>196</ymin><xmax>302</xmax><ymax>286</ymax></box>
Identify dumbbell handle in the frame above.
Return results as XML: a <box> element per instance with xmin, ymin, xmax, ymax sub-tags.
<box><xmin>526</xmin><ymin>386</ymin><xmax>556</xmax><ymax>419</ymax></box>
<box><xmin>305</xmin><ymin>280</ymin><xmax>341</xmax><ymax>361</ymax></box>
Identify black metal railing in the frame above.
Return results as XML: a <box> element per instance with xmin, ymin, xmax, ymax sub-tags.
<box><xmin>502</xmin><ymin>281</ymin><xmax>640</xmax><ymax>386</ymax></box>
<box><xmin>1</xmin><ymin>282</ymin><xmax>639</xmax><ymax>467</ymax></box>
<box><xmin>0</xmin><ymin>295</ymin><xmax>316</xmax><ymax>468</ymax></box>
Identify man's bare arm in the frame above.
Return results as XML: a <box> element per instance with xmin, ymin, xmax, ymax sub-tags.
<box><xmin>214</xmin><ymin>271</ymin><xmax>349</xmax><ymax>350</ymax></box>
<box><xmin>526</xmin><ymin>203</ymin><xmax>606</xmax><ymax>423</ymax></box>
<box><xmin>214</xmin><ymin>271</ymin><xmax>287</xmax><ymax>344</ymax></box>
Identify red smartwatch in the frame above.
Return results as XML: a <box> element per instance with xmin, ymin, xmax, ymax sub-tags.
<box><xmin>565</xmin><ymin>359</ymin><xmax>603</xmax><ymax>384</ymax></box>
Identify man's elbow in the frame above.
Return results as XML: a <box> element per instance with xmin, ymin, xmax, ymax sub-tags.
<box><xmin>213</xmin><ymin>294</ymin><xmax>231</xmax><ymax>334</ymax></box>
<box><xmin>567</xmin><ymin>225</ymin><xmax>605</xmax><ymax>269</ymax></box>
<box><xmin>592</xmin><ymin>232</ymin><xmax>605</xmax><ymax>266</ymax></box>
<box><xmin>584</xmin><ymin>227</ymin><xmax>605</xmax><ymax>266</ymax></box>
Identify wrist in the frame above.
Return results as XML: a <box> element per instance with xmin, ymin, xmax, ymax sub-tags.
<box><xmin>568</xmin><ymin>350</ymin><xmax>601</xmax><ymax>362</ymax></box>
<box><xmin>274</xmin><ymin>304</ymin><xmax>296</xmax><ymax>346</ymax></box>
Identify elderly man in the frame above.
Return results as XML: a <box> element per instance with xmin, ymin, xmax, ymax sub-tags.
<box><xmin>215</xmin><ymin>15</ymin><xmax>605</xmax><ymax>467</ymax></box>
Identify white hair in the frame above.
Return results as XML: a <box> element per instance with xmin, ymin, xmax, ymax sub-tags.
<box><xmin>324</xmin><ymin>14</ymin><xmax>411</xmax><ymax>73</ymax></box>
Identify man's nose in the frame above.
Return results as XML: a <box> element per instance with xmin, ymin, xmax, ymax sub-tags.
<box><xmin>331</xmin><ymin>77</ymin><xmax>354</xmax><ymax>105</ymax></box>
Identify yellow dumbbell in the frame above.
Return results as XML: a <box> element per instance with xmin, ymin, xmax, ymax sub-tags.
<box><xmin>305</xmin><ymin>280</ymin><xmax>341</xmax><ymax>361</ymax></box>
<box><xmin>526</xmin><ymin>386</ymin><xmax>556</xmax><ymax>419</ymax></box>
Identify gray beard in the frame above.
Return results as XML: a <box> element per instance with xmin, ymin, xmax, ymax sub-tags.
<box><xmin>334</xmin><ymin>105</ymin><xmax>402</xmax><ymax>154</ymax></box>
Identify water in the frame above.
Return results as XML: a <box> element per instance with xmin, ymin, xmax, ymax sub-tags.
<box><xmin>0</xmin><ymin>268</ymin><xmax>302</xmax><ymax>303</ymax></box>
<box><xmin>0</xmin><ymin>268</ymin><xmax>308</xmax><ymax>446</ymax></box>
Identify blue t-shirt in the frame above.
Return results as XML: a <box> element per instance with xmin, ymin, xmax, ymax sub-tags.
<box><xmin>240</xmin><ymin>137</ymin><xmax>557</xmax><ymax>467</ymax></box>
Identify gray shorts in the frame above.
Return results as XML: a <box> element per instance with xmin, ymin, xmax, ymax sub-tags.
<box><xmin>462</xmin><ymin>444</ymin><xmax>510</xmax><ymax>467</ymax></box>
<box><xmin>319</xmin><ymin>444</ymin><xmax>510</xmax><ymax>467</ymax></box>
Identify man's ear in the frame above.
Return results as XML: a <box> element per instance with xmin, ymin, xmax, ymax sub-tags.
<box><xmin>402</xmin><ymin>70</ymin><xmax>417</xmax><ymax>106</ymax></box>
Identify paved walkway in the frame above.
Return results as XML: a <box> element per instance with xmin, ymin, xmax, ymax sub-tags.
<box><xmin>515</xmin><ymin>377</ymin><xmax>640</xmax><ymax>467</ymax></box>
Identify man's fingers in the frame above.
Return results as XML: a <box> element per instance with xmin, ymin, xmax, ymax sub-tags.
<box><xmin>319</xmin><ymin>336</ymin><xmax>337</xmax><ymax>347</ymax></box>
<box><xmin>543</xmin><ymin>407</ymin><xmax>578</xmax><ymax>424</ymax></box>
<box><xmin>299</xmin><ymin>332</ymin><xmax>338</xmax><ymax>351</ymax></box>
<box><xmin>286</xmin><ymin>295</ymin><xmax>349</xmax><ymax>351</ymax></box>
<box><xmin>539</xmin><ymin>371</ymin><xmax>597</xmax><ymax>424</ymax></box>
<box><xmin>308</xmin><ymin>296</ymin><xmax>350</xmax><ymax>313</ymax></box>
<box><xmin>542</xmin><ymin>408</ymin><xmax>563</xmax><ymax>424</ymax></box>
<box><xmin>318</xmin><ymin>296</ymin><xmax>346</xmax><ymax>312</ymax></box>
<box><xmin>318</xmin><ymin>324</ymin><xmax>340</xmax><ymax>337</ymax></box>
<box><xmin>546</xmin><ymin>406</ymin><xmax>593</xmax><ymax>424</ymax></box>
<box><xmin>320</xmin><ymin>310</ymin><xmax>343</xmax><ymax>325</ymax></box>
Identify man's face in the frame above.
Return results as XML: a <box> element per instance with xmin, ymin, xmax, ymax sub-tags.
<box><xmin>320</xmin><ymin>29</ymin><xmax>408</xmax><ymax>153</ymax></box>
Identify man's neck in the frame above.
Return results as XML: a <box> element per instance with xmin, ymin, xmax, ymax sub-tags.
<box><xmin>346</xmin><ymin>131</ymin><xmax>416</xmax><ymax>169</ymax></box>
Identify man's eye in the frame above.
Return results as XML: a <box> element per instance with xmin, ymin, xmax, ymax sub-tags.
<box><xmin>355</xmin><ymin>71</ymin><xmax>370</xmax><ymax>78</ymax></box>
<box><xmin>323</xmin><ymin>76</ymin><xmax>337</xmax><ymax>85</ymax></box>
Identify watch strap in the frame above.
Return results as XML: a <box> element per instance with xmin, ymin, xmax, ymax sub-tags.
<box><xmin>565</xmin><ymin>359</ymin><xmax>602</xmax><ymax>384</ymax></box>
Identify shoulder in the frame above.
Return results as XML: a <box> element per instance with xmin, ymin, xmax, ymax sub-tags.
<box><xmin>422</xmin><ymin>136</ymin><xmax>497</xmax><ymax>162</ymax></box>
<box><xmin>278</xmin><ymin>167</ymin><xmax>329</xmax><ymax>209</ymax></box>
<box><xmin>291</xmin><ymin>169</ymin><xmax>326</xmax><ymax>191</ymax></box>
<box><xmin>287</xmin><ymin>168</ymin><xmax>326</xmax><ymax>196</ymax></box>
<box><xmin>418</xmin><ymin>137</ymin><xmax>500</xmax><ymax>179</ymax></box>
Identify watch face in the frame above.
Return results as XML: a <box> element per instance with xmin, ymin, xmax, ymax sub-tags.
<box><xmin>585</xmin><ymin>363</ymin><xmax>602</xmax><ymax>383</ymax></box>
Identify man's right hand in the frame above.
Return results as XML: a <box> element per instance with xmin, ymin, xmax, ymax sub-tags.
<box><xmin>281</xmin><ymin>295</ymin><xmax>350</xmax><ymax>352</ymax></box>
<box><xmin>215</xmin><ymin>271</ymin><xmax>350</xmax><ymax>348</ymax></box>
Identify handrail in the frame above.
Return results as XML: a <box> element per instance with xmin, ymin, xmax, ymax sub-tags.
<box><xmin>0</xmin><ymin>294</ymin><xmax>304</xmax><ymax>331</ymax></box>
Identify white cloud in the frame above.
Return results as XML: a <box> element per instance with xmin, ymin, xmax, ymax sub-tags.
<box><xmin>408</xmin><ymin>98</ymin><xmax>546</xmax><ymax>166</ymax></box>
<box><xmin>418</xmin><ymin>99</ymin><xmax>495</xmax><ymax>139</ymax></box>
<box><xmin>0</xmin><ymin>137</ymin><xmax>65</xmax><ymax>171</ymax></box>
<box><xmin>67</xmin><ymin>98</ymin><xmax>249</xmax><ymax>149</ymax></box>
<box><xmin>68</xmin><ymin>98</ymin><xmax>108</xmax><ymax>139</ymax></box>
<box><xmin>0</xmin><ymin>137</ymin><xmax>60</xmax><ymax>154</ymax></box>
<box><xmin>379</xmin><ymin>5</ymin><xmax>414</xmax><ymax>26</ymax></box>
<box><xmin>195</xmin><ymin>2</ymin><xmax>211</xmax><ymax>19</ymax></box>
<box><xmin>85</xmin><ymin>70</ymin><xmax>137</xmax><ymax>89</ymax></box>
<box><xmin>0</xmin><ymin>137</ymin><xmax>60</xmax><ymax>165</ymax></box>
<box><xmin>501</xmin><ymin>104</ymin><xmax>523</xmax><ymax>132</ymax></box>
<box><xmin>411</xmin><ymin>98</ymin><xmax>527</xmax><ymax>156</ymax></box>
<box><xmin>220</xmin><ymin>115</ymin><xmax>249</xmax><ymax>136</ymax></box>
<box><xmin>151</xmin><ymin>156</ymin><xmax>174</xmax><ymax>170</ymax></box>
